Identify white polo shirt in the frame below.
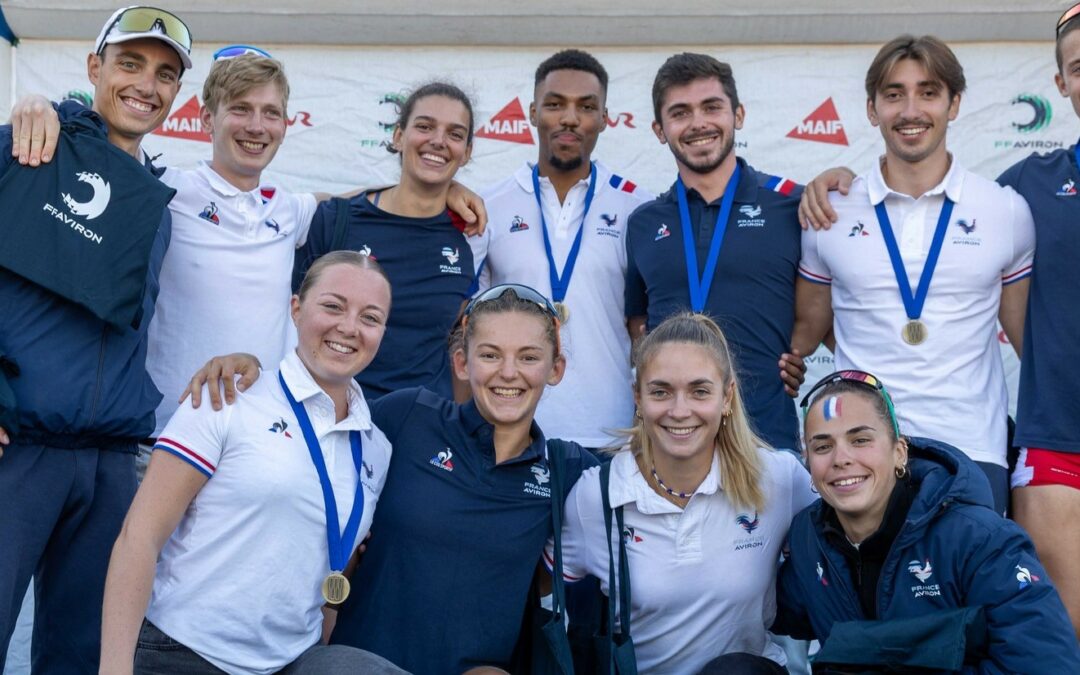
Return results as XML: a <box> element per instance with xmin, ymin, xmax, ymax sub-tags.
<box><xmin>478</xmin><ymin>162</ymin><xmax>651</xmax><ymax>447</ymax></box>
<box><xmin>147</xmin><ymin>350</ymin><xmax>391</xmax><ymax>674</ymax></box>
<box><xmin>149</xmin><ymin>162</ymin><xmax>318</xmax><ymax>436</ymax></box>
<box><xmin>547</xmin><ymin>449</ymin><xmax>817</xmax><ymax>674</ymax></box>
<box><xmin>799</xmin><ymin>159</ymin><xmax>1034</xmax><ymax>467</ymax></box>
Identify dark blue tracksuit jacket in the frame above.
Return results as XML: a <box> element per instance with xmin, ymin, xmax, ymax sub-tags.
<box><xmin>775</xmin><ymin>438</ymin><xmax>1080</xmax><ymax>673</ymax></box>
<box><xmin>0</xmin><ymin>101</ymin><xmax>170</xmax><ymax>446</ymax></box>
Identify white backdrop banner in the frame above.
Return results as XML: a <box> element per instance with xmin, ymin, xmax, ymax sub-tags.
<box><xmin>16</xmin><ymin>39</ymin><xmax>1048</xmax><ymax>416</ymax></box>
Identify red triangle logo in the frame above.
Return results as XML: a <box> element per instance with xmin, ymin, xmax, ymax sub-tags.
<box><xmin>152</xmin><ymin>95</ymin><xmax>210</xmax><ymax>142</ymax></box>
<box><xmin>786</xmin><ymin>98</ymin><xmax>848</xmax><ymax>146</ymax></box>
<box><xmin>476</xmin><ymin>97</ymin><xmax>534</xmax><ymax>145</ymax></box>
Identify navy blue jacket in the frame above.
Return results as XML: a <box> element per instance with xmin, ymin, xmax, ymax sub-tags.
<box><xmin>0</xmin><ymin>101</ymin><xmax>171</xmax><ymax>446</ymax></box>
<box><xmin>775</xmin><ymin>439</ymin><xmax>1080</xmax><ymax>673</ymax></box>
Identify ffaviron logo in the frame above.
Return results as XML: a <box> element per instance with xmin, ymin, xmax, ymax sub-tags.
<box><xmin>1012</xmin><ymin>94</ymin><xmax>1052</xmax><ymax>133</ymax></box>
<box><xmin>42</xmin><ymin>171</ymin><xmax>113</xmax><ymax>245</ymax></box>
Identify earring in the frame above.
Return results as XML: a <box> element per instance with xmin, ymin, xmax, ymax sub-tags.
<box><xmin>895</xmin><ymin>464</ymin><xmax>908</xmax><ymax>479</ymax></box>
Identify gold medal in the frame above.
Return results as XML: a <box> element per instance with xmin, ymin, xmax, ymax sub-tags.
<box><xmin>554</xmin><ymin>301</ymin><xmax>570</xmax><ymax>324</ymax></box>
<box><xmin>902</xmin><ymin>320</ymin><xmax>927</xmax><ymax>345</ymax></box>
<box><xmin>321</xmin><ymin>571</ymin><xmax>350</xmax><ymax>604</ymax></box>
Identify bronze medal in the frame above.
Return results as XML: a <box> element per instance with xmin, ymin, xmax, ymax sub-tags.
<box><xmin>902</xmin><ymin>320</ymin><xmax>927</xmax><ymax>345</ymax></box>
<box><xmin>322</xmin><ymin>572</ymin><xmax>350</xmax><ymax>604</ymax></box>
<box><xmin>554</xmin><ymin>301</ymin><xmax>570</xmax><ymax>324</ymax></box>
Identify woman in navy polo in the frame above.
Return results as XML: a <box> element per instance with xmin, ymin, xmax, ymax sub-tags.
<box><xmin>328</xmin><ymin>284</ymin><xmax>597</xmax><ymax>673</ymax></box>
<box><xmin>293</xmin><ymin>82</ymin><xmax>482</xmax><ymax>400</ymax></box>
<box><xmin>774</xmin><ymin>371</ymin><xmax>1080</xmax><ymax>671</ymax></box>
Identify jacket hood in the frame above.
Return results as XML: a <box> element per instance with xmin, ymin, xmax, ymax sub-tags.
<box><xmin>905</xmin><ymin>436</ymin><xmax>995</xmax><ymax>520</ymax></box>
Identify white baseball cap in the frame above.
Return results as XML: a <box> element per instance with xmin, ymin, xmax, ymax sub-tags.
<box><xmin>94</xmin><ymin>6</ymin><xmax>193</xmax><ymax>70</ymax></box>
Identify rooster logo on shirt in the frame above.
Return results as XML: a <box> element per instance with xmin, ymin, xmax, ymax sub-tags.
<box><xmin>907</xmin><ymin>559</ymin><xmax>933</xmax><ymax>583</ymax></box>
<box><xmin>955</xmin><ymin>219</ymin><xmax>976</xmax><ymax>234</ymax></box>
<box><xmin>736</xmin><ymin>512</ymin><xmax>760</xmax><ymax>534</ymax></box>
<box><xmin>268</xmin><ymin>418</ymin><xmax>292</xmax><ymax>438</ymax></box>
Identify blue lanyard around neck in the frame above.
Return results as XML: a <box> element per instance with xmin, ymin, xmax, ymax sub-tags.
<box><xmin>531</xmin><ymin>163</ymin><xmax>597</xmax><ymax>303</ymax></box>
<box><xmin>873</xmin><ymin>197</ymin><xmax>954</xmax><ymax>322</ymax></box>
<box><xmin>278</xmin><ymin>372</ymin><xmax>365</xmax><ymax>573</ymax></box>
<box><xmin>675</xmin><ymin>163</ymin><xmax>741</xmax><ymax>313</ymax></box>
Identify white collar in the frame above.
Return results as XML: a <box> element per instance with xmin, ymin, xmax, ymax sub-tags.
<box><xmin>278</xmin><ymin>350</ymin><xmax>372</xmax><ymax>432</ymax></box>
<box><xmin>867</xmin><ymin>153</ymin><xmax>965</xmax><ymax>205</ymax></box>
<box><xmin>606</xmin><ymin>450</ymin><xmax>722</xmax><ymax>514</ymax></box>
<box><xmin>512</xmin><ymin>159</ymin><xmax>611</xmax><ymax>195</ymax></box>
<box><xmin>196</xmin><ymin>160</ymin><xmax>269</xmax><ymax>200</ymax></box>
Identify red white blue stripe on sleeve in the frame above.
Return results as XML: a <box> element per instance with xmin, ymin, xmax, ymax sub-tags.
<box><xmin>798</xmin><ymin>265</ymin><xmax>832</xmax><ymax>285</ymax></box>
<box><xmin>608</xmin><ymin>174</ymin><xmax>638</xmax><ymax>194</ymax></box>
<box><xmin>154</xmin><ymin>437</ymin><xmax>216</xmax><ymax>478</ymax></box>
<box><xmin>1002</xmin><ymin>265</ymin><xmax>1032</xmax><ymax>285</ymax></box>
<box><xmin>764</xmin><ymin>175</ymin><xmax>798</xmax><ymax>196</ymax></box>
<box><xmin>542</xmin><ymin>547</ymin><xmax>583</xmax><ymax>582</ymax></box>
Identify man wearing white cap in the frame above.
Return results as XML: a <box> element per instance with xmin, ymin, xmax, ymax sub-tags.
<box><xmin>0</xmin><ymin>6</ymin><xmax>187</xmax><ymax>671</ymax></box>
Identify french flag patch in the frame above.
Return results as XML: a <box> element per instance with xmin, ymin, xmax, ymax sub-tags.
<box><xmin>609</xmin><ymin>174</ymin><xmax>638</xmax><ymax>194</ymax></box>
<box><xmin>764</xmin><ymin>175</ymin><xmax>797</xmax><ymax>196</ymax></box>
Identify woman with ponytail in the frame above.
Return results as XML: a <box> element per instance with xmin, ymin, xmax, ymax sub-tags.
<box><xmin>548</xmin><ymin>312</ymin><xmax>817</xmax><ymax>674</ymax></box>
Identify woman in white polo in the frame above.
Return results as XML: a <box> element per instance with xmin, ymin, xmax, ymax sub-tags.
<box><xmin>100</xmin><ymin>251</ymin><xmax>403</xmax><ymax>675</ymax></box>
<box><xmin>550</xmin><ymin>313</ymin><xmax>817</xmax><ymax>674</ymax></box>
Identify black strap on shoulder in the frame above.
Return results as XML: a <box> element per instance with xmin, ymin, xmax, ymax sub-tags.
<box><xmin>600</xmin><ymin>462</ymin><xmax>632</xmax><ymax>648</ymax></box>
<box><xmin>546</xmin><ymin>439</ymin><xmax>568</xmax><ymax>620</ymax></box>
<box><xmin>330</xmin><ymin>196</ymin><xmax>351</xmax><ymax>251</ymax></box>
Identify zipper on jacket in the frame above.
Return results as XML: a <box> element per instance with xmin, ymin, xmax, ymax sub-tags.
<box><xmin>86</xmin><ymin>325</ymin><xmax>108</xmax><ymax>427</ymax></box>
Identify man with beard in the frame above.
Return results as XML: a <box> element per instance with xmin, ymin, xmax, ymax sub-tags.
<box><xmin>625</xmin><ymin>52</ymin><xmax>805</xmax><ymax>454</ymax></box>
<box><xmin>477</xmin><ymin>50</ymin><xmax>650</xmax><ymax>452</ymax></box>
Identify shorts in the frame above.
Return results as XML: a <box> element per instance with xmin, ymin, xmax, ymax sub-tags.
<box><xmin>1011</xmin><ymin>448</ymin><xmax>1080</xmax><ymax>491</ymax></box>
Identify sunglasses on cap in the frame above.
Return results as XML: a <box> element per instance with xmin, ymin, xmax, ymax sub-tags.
<box><xmin>98</xmin><ymin>6</ymin><xmax>192</xmax><ymax>54</ymax></box>
<box><xmin>462</xmin><ymin>284</ymin><xmax>561</xmax><ymax>353</ymax></box>
<box><xmin>213</xmin><ymin>44</ymin><xmax>273</xmax><ymax>61</ymax></box>
<box><xmin>1059</xmin><ymin>2</ymin><xmax>1080</xmax><ymax>36</ymax></box>
<box><xmin>799</xmin><ymin>369</ymin><xmax>901</xmax><ymax>439</ymax></box>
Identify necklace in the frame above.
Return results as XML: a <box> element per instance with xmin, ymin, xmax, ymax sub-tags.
<box><xmin>651</xmin><ymin>466</ymin><xmax>693</xmax><ymax>500</ymax></box>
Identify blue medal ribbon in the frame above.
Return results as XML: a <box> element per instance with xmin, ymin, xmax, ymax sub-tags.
<box><xmin>1073</xmin><ymin>140</ymin><xmax>1079</xmax><ymax>177</ymax></box>
<box><xmin>676</xmin><ymin>163</ymin><xmax>742</xmax><ymax>313</ymax></box>
<box><xmin>532</xmin><ymin>162</ymin><xmax>597</xmax><ymax>303</ymax></box>
<box><xmin>873</xmin><ymin>197</ymin><xmax>954</xmax><ymax>323</ymax></box>
<box><xmin>278</xmin><ymin>372</ymin><xmax>364</xmax><ymax>574</ymax></box>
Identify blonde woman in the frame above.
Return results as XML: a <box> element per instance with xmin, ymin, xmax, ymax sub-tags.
<box><xmin>549</xmin><ymin>313</ymin><xmax>816</xmax><ymax>673</ymax></box>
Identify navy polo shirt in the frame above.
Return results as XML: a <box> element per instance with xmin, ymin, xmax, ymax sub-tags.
<box><xmin>998</xmin><ymin>147</ymin><xmax>1080</xmax><ymax>453</ymax></box>
<box><xmin>330</xmin><ymin>387</ymin><xmax>597</xmax><ymax>673</ymax></box>
<box><xmin>293</xmin><ymin>196</ymin><xmax>475</xmax><ymax>399</ymax></box>
<box><xmin>625</xmin><ymin>157</ymin><xmax>802</xmax><ymax>450</ymax></box>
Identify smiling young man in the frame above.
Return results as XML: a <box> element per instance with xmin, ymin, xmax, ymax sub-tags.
<box><xmin>993</xmin><ymin>4</ymin><xmax>1080</xmax><ymax>638</ymax></box>
<box><xmin>625</xmin><ymin>52</ymin><xmax>805</xmax><ymax>454</ymax></box>
<box><xmin>146</xmin><ymin>51</ymin><xmax>322</xmax><ymax>440</ymax></box>
<box><xmin>0</xmin><ymin>6</ymin><xmax>187</xmax><ymax>670</ymax></box>
<box><xmin>477</xmin><ymin>50</ymin><xmax>651</xmax><ymax>451</ymax></box>
<box><xmin>791</xmin><ymin>35</ymin><xmax>1035</xmax><ymax>514</ymax></box>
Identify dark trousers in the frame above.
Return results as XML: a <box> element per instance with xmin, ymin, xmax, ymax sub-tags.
<box><xmin>134</xmin><ymin>620</ymin><xmax>410</xmax><ymax>674</ymax></box>
<box><xmin>975</xmin><ymin>461</ymin><xmax>1009</xmax><ymax>516</ymax></box>
<box><xmin>0</xmin><ymin>443</ymin><xmax>136</xmax><ymax>673</ymax></box>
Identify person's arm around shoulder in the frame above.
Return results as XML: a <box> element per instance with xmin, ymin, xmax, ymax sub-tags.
<box><xmin>960</xmin><ymin>517</ymin><xmax>1080</xmax><ymax>671</ymax></box>
<box><xmin>998</xmin><ymin>190</ymin><xmax>1035</xmax><ymax>357</ymax></box>
<box><xmin>9</xmin><ymin>94</ymin><xmax>60</xmax><ymax>166</ymax></box>
<box><xmin>100</xmin><ymin>395</ymin><xmax>230</xmax><ymax>673</ymax></box>
<box><xmin>798</xmin><ymin>167</ymin><xmax>856</xmax><ymax>230</ymax></box>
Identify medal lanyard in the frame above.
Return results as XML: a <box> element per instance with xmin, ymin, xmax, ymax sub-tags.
<box><xmin>1074</xmin><ymin>140</ymin><xmax>1080</xmax><ymax>176</ymax></box>
<box><xmin>676</xmin><ymin>163</ymin><xmax>741</xmax><ymax>313</ymax></box>
<box><xmin>874</xmin><ymin>197</ymin><xmax>954</xmax><ymax>323</ymax></box>
<box><xmin>532</xmin><ymin>163</ymin><xmax>597</xmax><ymax>303</ymax></box>
<box><xmin>279</xmin><ymin>372</ymin><xmax>365</xmax><ymax>574</ymax></box>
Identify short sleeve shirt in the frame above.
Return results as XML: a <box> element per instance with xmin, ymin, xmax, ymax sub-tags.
<box><xmin>330</xmin><ymin>387</ymin><xmax>598</xmax><ymax>673</ymax></box>
<box><xmin>800</xmin><ymin>159</ymin><xmax>1035</xmax><ymax>466</ymax></box>
<box><xmin>149</xmin><ymin>162</ymin><xmax>317</xmax><ymax>435</ymax></box>
<box><xmin>294</xmin><ymin>196</ymin><xmax>481</xmax><ymax>399</ymax></box>
<box><xmin>478</xmin><ymin>162</ymin><xmax>652</xmax><ymax>447</ymax></box>
<box><xmin>997</xmin><ymin>146</ymin><xmax>1080</xmax><ymax>454</ymax></box>
<box><xmin>548</xmin><ymin>449</ymin><xmax>816</xmax><ymax>674</ymax></box>
<box><xmin>625</xmin><ymin>158</ymin><xmax>803</xmax><ymax>450</ymax></box>
<box><xmin>146</xmin><ymin>350</ymin><xmax>391</xmax><ymax>674</ymax></box>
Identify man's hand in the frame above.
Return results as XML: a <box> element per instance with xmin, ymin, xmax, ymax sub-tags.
<box><xmin>779</xmin><ymin>350</ymin><xmax>807</xmax><ymax>397</ymax></box>
<box><xmin>181</xmin><ymin>353</ymin><xmax>262</xmax><ymax>410</ymax></box>
<box><xmin>11</xmin><ymin>94</ymin><xmax>59</xmax><ymax>166</ymax></box>
<box><xmin>799</xmin><ymin>167</ymin><xmax>855</xmax><ymax>231</ymax></box>
<box><xmin>447</xmin><ymin>181</ymin><xmax>487</xmax><ymax>236</ymax></box>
